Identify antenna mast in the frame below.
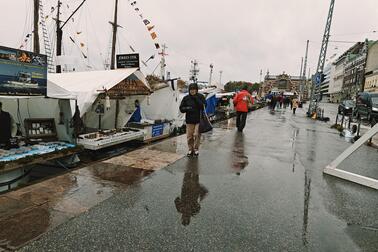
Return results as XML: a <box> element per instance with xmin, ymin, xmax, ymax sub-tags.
<box><xmin>308</xmin><ymin>0</ymin><xmax>336</xmax><ymax>115</ymax></box>
<box><xmin>159</xmin><ymin>44</ymin><xmax>168</xmax><ymax>80</ymax></box>
<box><xmin>190</xmin><ymin>60</ymin><xmax>199</xmax><ymax>84</ymax></box>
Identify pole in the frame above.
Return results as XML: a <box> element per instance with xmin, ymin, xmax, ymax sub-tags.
<box><xmin>160</xmin><ymin>44</ymin><xmax>168</xmax><ymax>80</ymax></box>
<box><xmin>299</xmin><ymin>57</ymin><xmax>304</xmax><ymax>80</ymax></box>
<box><xmin>209</xmin><ymin>64</ymin><xmax>214</xmax><ymax>86</ymax></box>
<box><xmin>56</xmin><ymin>0</ymin><xmax>62</xmax><ymax>73</ymax></box>
<box><xmin>308</xmin><ymin>0</ymin><xmax>336</xmax><ymax>116</ymax></box>
<box><xmin>110</xmin><ymin>0</ymin><xmax>119</xmax><ymax>70</ymax></box>
<box><xmin>219</xmin><ymin>71</ymin><xmax>223</xmax><ymax>87</ymax></box>
<box><xmin>56</xmin><ymin>0</ymin><xmax>86</xmax><ymax>73</ymax></box>
<box><xmin>33</xmin><ymin>0</ymin><xmax>40</xmax><ymax>54</ymax></box>
<box><xmin>301</xmin><ymin>40</ymin><xmax>309</xmax><ymax>99</ymax></box>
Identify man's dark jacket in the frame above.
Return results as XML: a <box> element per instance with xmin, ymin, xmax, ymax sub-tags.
<box><xmin>179</xmin><ymin>93</ymin><xmax>206</xmax><ymax>124</ymax></box>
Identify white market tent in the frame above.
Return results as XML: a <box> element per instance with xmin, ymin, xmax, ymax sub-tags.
<box><xmin>47</xmin><ymin>68</ymin><xmax>150</xmax><ymax>116</ymax></box>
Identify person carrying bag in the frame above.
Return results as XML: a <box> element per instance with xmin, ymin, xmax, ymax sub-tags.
<box><xmin>179</xmin><ymin>83</ymin><xmax>207</xmax><ymax>157</ymax></box>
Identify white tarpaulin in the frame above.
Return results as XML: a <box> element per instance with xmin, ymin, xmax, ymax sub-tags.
<box><xmin>47</xmin><ymin>69</ymin><xmax>150</xmax><ymax>115</ymax></box>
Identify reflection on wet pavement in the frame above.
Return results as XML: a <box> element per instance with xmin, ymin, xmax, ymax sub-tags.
<box><xmin>175</xmin><ymin>159</ymin><xmax>208</xmax><ymax>226</ymax></box>
<box><xmin>232</xmin><ymin>133</ymin><xmax>249</xmax><ymax>175</ymax></box>
<box><xmin>0</xmin><ymin>147</ymin><xmax>183</xmax><ymax>250</ymax></box>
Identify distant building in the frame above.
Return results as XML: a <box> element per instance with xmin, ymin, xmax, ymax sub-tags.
<box><xmin>320</xmin><ymin>64</ymin><xmax>332</xmax><ymax>101</ymax></box>
<box><xmin>262</xmin><ymin>72</ymin><xmax>304</xmax><ymax>96</ymax></box>
<box><xmin>364</xmin><ymin>41</ymin><xmax>378</xmax><ymax>93</ymax></box>
<box><xmin>342</xmin><ymin>41</ymin><xmax>368</xmax><ymax>100</ymax></box>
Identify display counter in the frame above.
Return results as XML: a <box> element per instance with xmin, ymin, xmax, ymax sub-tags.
<box><xmin>0</xmin><ymin>142</ymin><xmax>80</xmax><ymax>174</ymax></box>
<box><xmin>77</xmin><ymin>127</ymin><xmax>144</xmax><ymax>150</ymax></box>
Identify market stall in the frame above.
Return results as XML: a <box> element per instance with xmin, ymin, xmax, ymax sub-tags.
<box><xmin>47</xmin><ymin>68</ymin><xmax>156</xmax><ymax>150</ymax></box>
<box><xmin>0</xmin><ymin>46</ymin><xmax>79</xmax><ymax>192</ymax></box>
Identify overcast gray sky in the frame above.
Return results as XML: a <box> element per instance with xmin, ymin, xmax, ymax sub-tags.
<box><xmin>1</xmin><ymin>0</ymin><xmax>378</xmax><ymax>84</ymax></box>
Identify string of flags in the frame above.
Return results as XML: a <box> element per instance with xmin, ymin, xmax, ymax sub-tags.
<box><xmin>19</xmin><ymin>33</ymin><xmax>33</xmax><ymax>49</ymax></box>
<box><xmin>127</xmin><ymin>0</ymin><xmax>160</xmax><ymax>50</ymax></box>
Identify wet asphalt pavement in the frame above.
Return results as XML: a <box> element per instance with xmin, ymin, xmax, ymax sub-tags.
<box><xmin>19</xmin><ymin>106</ymin><xmax>378</xmax><ymax>251</ymax></box>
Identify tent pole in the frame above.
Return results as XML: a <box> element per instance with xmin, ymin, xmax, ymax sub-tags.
<box><xmin>115</xmin><ymin>99</ymin><xmax>120</xmax><ymax>129</ymax></box>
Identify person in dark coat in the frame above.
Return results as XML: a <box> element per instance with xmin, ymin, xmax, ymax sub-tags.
<box><xmin>179</xmin><ymin>83</ymin><xmax>206</xmax><ymax>157</ymax></box>
<box><xmin>0</xmin><ymin>102</ymin><xmax>15</xmax><ymax>149</ymax></box>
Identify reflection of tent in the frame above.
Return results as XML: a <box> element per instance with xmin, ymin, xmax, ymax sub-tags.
<box><xmin>47</xmin><ymin>69</ymin><xmax>151</xmax><ymax>130</ymax></box>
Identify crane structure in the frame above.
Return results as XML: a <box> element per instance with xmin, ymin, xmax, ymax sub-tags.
<box><xmin>308</xmin><ymin>0</ymin><xmax>336</xmax><ymax>117</ymax></box>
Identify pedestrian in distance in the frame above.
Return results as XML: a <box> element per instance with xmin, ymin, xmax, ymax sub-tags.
<box><xmin>292</xmin><ymin>97</ymin><xmax>299</xmax><ymax>115</ymax></box>
<box><xmin>179</xmin><ymin>83</ymin><xmax>206</xmax><ymax>157</ymax></box>
<box><xmin>233</xmin><ymin>85</ymin><xmax>254</xmax><ymax>132</ymax></box>
<box><xmin>271</xmin><ymin>94</ymin><xmax>277</xmax><ymax>111</ymax></box>
<box><xmin>290</xmin><ymin>97</ymin><xmax>293</xmax><ymax>110</ymax></box>
<box><xmin>279</xmin><ymin>93</ymin><xmax>284</xmax><ymax>109</ymax></box>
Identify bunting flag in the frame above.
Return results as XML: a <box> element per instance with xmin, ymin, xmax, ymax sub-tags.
<box><xmin>77</xmin><ymin>31</ymin><xmax>82</xmax><ymax>35</ymax></box>
<box><xmin>80</xmin><ymin>43</ymin><xmax>85</xmax><ymax>47</ymax></box>
<box><xmin>127</xmin><ymin>0</ymin><xmax>161</xmax><ymax>50</ymax></box>
<box><xmin>45</xmin><ymin>15</ymin><xmax>49</xmax><ymax>19</ymax></box>
<box><xmin>143</xmin><ymin>19</ymin><xmax>150</xmax><ymax>25</ymax></box>
<box><xmin>51</xmin><ymin>6</ymin><xmax>55</xmax><ymax>13</ymax></box>
<box><xmin>20</xmin><ymin>33</ymin><xmax>33</xmax><ymax>49</ymax></box>
<box><xmin>150</xmin><ymin>32</ymin><xmax>157</xmax><ymax>40</ymax></box>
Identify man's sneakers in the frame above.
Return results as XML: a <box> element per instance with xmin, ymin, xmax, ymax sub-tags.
<box><xmin>187</xmin><ymin>150</ymin><xmax>199</xmax><ymax>157</ymax></box>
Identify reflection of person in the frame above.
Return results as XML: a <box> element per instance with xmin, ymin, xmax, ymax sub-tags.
<box><xmin>175</xmin><ymin>159</ymin><xmax>208</xmax><ymax>226</ymax></box>
<box><xmin>233</xmin><ymin>85</ymin><xmax>254</xmax><ymax>132</ymax></box>
<box><xmin>179</xmin><ymin>84</ymin><xmax>206</xmax><ymax>157</ymax></box>
<box><xmin>0</xmin><ymin>102</ymin><xmax>17</xmax><ymax>149</ymax></box>
<box><xmin>232</xmin><ymin>132</ymin><xmax>249</xmax><ymax>175</ymax></box>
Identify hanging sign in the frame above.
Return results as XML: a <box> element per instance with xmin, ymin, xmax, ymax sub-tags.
<box><xmin>116</xmin><ymin>53</ymin><xmax>140</xmax><ymax>69</ymax></box>
<box><xmin>0</xmin><ymin>46</ymin><xmax>47</xmax><ymax>96</ymax></box>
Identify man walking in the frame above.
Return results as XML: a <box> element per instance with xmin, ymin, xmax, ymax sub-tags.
<box><xmin>233</xmin><ymin>85</ymin><xmax>254</xmax><ymax>132</ymax></box>
<box><xmin>180</xmin><ymin>84</ymin><xmax>206</xmax><ymax>157</ymax></box>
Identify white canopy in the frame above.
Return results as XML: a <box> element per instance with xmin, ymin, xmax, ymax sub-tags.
<box><xmin>47</xmin><ymin>68</ymin><xmax>150</xmax><ymax>115</ymax></box>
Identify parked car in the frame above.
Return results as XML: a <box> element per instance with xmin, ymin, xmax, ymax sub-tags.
<box><xmin>338</xmin><ymin>100</ymin><xmax>355</xmax><ymax>116</ymax></box>
<box><xmin>354</xmin><ymin>92</ymin><xmax>378</xmax><ymax>123</ymax></box>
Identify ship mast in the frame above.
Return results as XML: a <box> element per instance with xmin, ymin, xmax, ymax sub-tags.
<box><xmin>33</xmin><ymin>0</ymin><xmax>40</xmax><ymax>53</ymax></box>
<box><xmin>110</xmin><ymin>0</ymin><xmax>120</xmax><ymax>70</ymax></box>
<box><xmin>55</xmin><ymin>0</ymin><xmax>87</xmax><ymax>73</ymax></box>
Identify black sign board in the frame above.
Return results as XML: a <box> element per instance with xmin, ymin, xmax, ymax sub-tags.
<box><xmin>116</xmin><ymin>54</ymin><xmax>140</xmax><ymax>69</ymax></box>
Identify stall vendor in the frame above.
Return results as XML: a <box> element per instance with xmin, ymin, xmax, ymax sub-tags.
<box><xmin>0</xmin><ymin>102</ymin><xmax>17</xmax><ymax>148</ymax></box>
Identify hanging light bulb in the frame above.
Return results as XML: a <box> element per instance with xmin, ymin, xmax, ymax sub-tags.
<box><xmin>105</xmin><ymin>95</ymin><xmax>111</xmax><ymax>110</ymax></box>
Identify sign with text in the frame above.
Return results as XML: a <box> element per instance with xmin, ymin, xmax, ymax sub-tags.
<box><xmin>116</xmin><ymin>53</ymin><xmax>140</xmax><ymax>69</ymax></box>
<box><xmin>0</xmin><ymin>46</ymin><xmax>47</xmax><ymax>96</ymax></box>
<box><xmin>152</xmin><ymin>124</ymin><xmax>164</xmax><ymax>137</ymax></box>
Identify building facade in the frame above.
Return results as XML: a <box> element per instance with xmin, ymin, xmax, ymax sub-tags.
<box><xmin>262</xmin><ymin>73</ymin><xmax>305</xmax><ymax>97</ymax></box>
<box><xmin>364</xmin><ymin>41</ymin><xmax>378</xmax><ymax>93</ymax></box>
<box><xmin>320</xmin><ymin>64</ymin><xmax>332</xmax><ymax>101</ymax></box>
<box><xmin>342</xmin><ymin>41</ymin><xmax>368</xmax><ymax>100</ymax></box>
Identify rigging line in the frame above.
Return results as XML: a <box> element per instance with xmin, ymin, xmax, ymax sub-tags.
<box><xmin>86</xmin><ymin>4</ymin><xmax>105</xmax><ymax>63</ymax></box>
<box><xmin>331</xmin><ymin>30</ymin><xmax>377</xmax><ymax>37</ymax></box>
<box><xmin>20</xmin><ymin>0</ymin><xmax>29</xmax><ymax>47</ymax></box>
